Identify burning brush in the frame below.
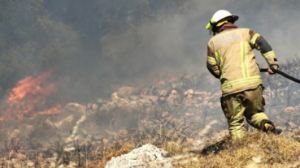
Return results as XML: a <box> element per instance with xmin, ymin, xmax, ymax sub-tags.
<box><xmin>0</xmin><ymin>70</ymin><xmax>63</xmax><ymax>120</ymax></box>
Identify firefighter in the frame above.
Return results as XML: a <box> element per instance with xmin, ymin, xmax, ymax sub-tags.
<box><xmin>205</xmin><ymin>10</ymin><xmax>279</xmax><ymax>140</ymax></box>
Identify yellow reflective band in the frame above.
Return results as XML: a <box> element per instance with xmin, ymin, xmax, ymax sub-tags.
<box><xmin>206</xmin><ymin>22</ymin><xmax>211</xmax><ymax>29</ymax></box>
<box><xmin>206</xmin><ymin>19</ymin><xmax>215</xmax><ymax>29</ymax></box>
<box><xmin>240</xmin><ymin>42</ymin><xmax>249</xmax><ymax>78</ymax></box>
<box><xmin>232</xmin><ymin>100</ymin><xmax>237</xmax><ymax>140</ymax></box>
<box><xmin>207</xmin><ymin>56</ymin><xmax>217</xmax><ymax>64</ymax></box>
<box><xmin>250</xmin><ymin>33</ymin><xmax>260</xmax><ymax>46</ymax></box>
<box><xmin>263</xmin><ymin>51</ymin><xmax>275</xmax><ymax>58</ymax></box>
<box><xmin>254</xmin><ymin>113</ymin><xmax>269</xmax><ymax>128</ymax></box>
<box><xmin>207</xmin><ymin>60</ymin><xmax>216</xmax><ymax>64</ymax></box>
<box><xmin>206</xmin><ymin>19</ymin><xmax>216</xmax><ymax>29</ymax></box>
<box><xmin>215</xmin><ymin>50</ymin><xmax>224</xmax><ymax>78</ymax></box>
<box><xmin>232</xmin><ymin>100</ymin><xmax>241</xmax><ymax>139</ymax></box>
<box><xmin>222</xmin><ymin>76</ymin><xmax>262</xmax><ymax>89</ymax></box>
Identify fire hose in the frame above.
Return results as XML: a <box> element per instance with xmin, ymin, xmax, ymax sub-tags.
<box><xmin>260</xmin><ymin>68</ymin><xmax>300</xmax><ymax>84</ymax></box>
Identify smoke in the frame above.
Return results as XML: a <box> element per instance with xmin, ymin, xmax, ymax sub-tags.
<box><xmin>99</xmin><ymin>0</ymin><xmax>236</xmax><ymax>83</ymax></box>
<box><xmin>225</xmin><ymin>1</ymin><xmax>300</xmax><ymax>64</ymax></box>
<box><xmin>1</xmin><ymin>0</ymin><xmax>300</xmax><ymax>102</ymax></box>
<box><xmin>99</xmin><ymin>0</ymin><xmax>300</xmax><ymax>89</ymax></box>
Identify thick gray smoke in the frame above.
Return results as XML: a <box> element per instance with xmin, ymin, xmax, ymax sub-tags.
<box><xmin>100</xmin><ymin>0</ymin><xmax>300</xmax><ymax>84</ymax></box>
<box><xmin>100</xmin><ymin>0</ymin><xmax>233</xmax><ymax>80</ymax></box>
<box><xmin>1</xmin><ymin>0</ymin><xmax>299</xmax><ymax>103</ymax></box>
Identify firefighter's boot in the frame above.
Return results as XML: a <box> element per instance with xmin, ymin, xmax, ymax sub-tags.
<box><xmin>261</xmin><ymin>120</ymin><xmax>276</xmax><ymax>134</ymax></box>
<box><xmin>261</xmin><ymin>119</ymin><xmax>281</xmax><ymax>135</ymax></box>
<box><xmin>264</xmin><ymin>123</ymin><xmax>276</xmax><ymax>133</ymax></box>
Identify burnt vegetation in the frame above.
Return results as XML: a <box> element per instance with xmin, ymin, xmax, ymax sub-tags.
<box><xmin>0</xmin><ymin>59</ymin><xmax>299</xmax><ymax>167</ymax></box>
<box><xmin>0</xmin><ymin>0</ymin><xmax>299</xmax><ymax>168</ymax></box>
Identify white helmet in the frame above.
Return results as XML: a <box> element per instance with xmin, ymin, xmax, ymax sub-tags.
<box><xmin>206</xmin><ymin>10</ymin><xmax>239</xmax><ymax>32</ymax></box>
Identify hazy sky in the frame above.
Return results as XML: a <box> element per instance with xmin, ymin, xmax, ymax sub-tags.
<box><xmin>101</xmin><ymin>0</ymin><xmax>300</xmax><ymax>81</ymax></box>
<box><xmin>2</xmin><ymin>0</ymin><xmax>299</xmax><ymax>101</ymax></box>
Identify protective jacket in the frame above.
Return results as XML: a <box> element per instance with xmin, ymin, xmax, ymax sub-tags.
<box><xmin>207</xmin><ymin>24</ymin><xmax>278</xmax><ymax>96</ymax></box>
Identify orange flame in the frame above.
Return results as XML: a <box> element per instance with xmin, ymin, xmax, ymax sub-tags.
<box><xmin>0</xmin><ymin>70</ymin><xmax>62</xmax><ymax>120</ymax></box>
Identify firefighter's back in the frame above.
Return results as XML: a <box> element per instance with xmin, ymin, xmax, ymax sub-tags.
<box><xmin>208</xmin><ymin>28</ymin><xmax>262</xmax><ymax>96</ymax></box>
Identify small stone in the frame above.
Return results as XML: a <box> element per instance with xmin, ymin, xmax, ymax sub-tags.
<box><xmin>111</xmin><ymin>92</ymin><xmax>119</xmax><ymax>99</ymax></box>
<box><xmin>118</xmin><ymin>86</ymin><xmax>140</xmax><ymax>98</ymax></box>
<box><xmin>130</xmin><ymin>95</ymin><xmax>139</xmax><ymax>100</ymax></box>
<box><xmin>26</xmin><ymin>160</ymin><xmax>34</xmax><ymax>167</ymax></box>
<box><xmin>91</xmin><ymin>104</ymin><xmax>98</xmax><ymax>110</ymax></box>
<box><xmin>184</xmin><ymin>89</ymin><xmax>194</xmax><ymax>96</ymax></box>
<box><xmin>159</xmin><ymin>90</ymin><xmax>168</xmax><ymax>97</ymax></box>
<box><xmin>16</xmin><ymin>153</ymin><xmax>26</xmax><ymax>161</ymax></box>
<box><xmin>170</xmin><ymin>90</ymin><xmax>177</xmax><ymax>95</ymax></box>
<box><xmin>286</xmin><ymin>122</ymin><xmax>297</xmax><ymax>129</ymax></box>
<box><xmin>285</xmin><ymin>107</ymin><xmax>295</xmax><ymax>113</ymax></box>
<box><xmin>148</xmin><ymin>96</ymin><xmax>158</xmax><ymax>102</ymax></box>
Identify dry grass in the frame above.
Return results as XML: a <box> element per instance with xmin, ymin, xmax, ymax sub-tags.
<box><xmin>88</xmin><ymin>143</ymin><xmax>135</xmax><ymax>168</ymax></box>
<box><xmin>89</xmin><ymin>131</ymin><xmax>300</xmax><ymax>168</ymax></box>
<box><xmin>173</xmin><ymin>131</ymin><xmax>300</xmax><ymax>168</ymax></box>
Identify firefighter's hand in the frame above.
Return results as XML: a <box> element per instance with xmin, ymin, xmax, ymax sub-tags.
<box><xmin>268</xmin><ymin>65</ymin><xmax>278</xmax><ymax>75</ymax></box>
<box><xmin>268</xmin><ymin>68</ymin><xmax>275</xmax><ymax>75</ymax></box>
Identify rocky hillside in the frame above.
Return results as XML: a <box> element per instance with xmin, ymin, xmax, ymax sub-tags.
<box><xmin>0</xmin><ymin>60</ymin><xmax>300</xmax><ymax>168</ymax></box>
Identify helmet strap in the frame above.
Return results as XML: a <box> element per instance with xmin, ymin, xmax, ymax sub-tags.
<box><xmin>209</xmin><ymin>28</ymin><xmax>213</xmax><ymax>35</ymax></box>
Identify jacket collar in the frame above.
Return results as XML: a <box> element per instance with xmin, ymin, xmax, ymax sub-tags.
<box><xmin>218</xmin><ymin>23</ymin><xmax>238</xmax><ymax>33</ymax></box>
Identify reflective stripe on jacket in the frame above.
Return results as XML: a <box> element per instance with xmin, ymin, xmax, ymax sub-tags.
<box><xmin>206</xmin><ymin>25</ymin><xmax>278</xmax><ymax>96</ymax></box>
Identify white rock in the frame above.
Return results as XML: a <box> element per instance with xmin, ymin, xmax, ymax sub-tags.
<box><xmin>105</xmin><ymin>144</ymin><xmax>173</xmax><ymax>168</ymax></box>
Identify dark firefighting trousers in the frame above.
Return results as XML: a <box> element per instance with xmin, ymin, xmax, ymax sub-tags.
<box><xmin>220</xmin><ymin>85</ymin><xmax>274</xmax><ymax>140</ymax></box>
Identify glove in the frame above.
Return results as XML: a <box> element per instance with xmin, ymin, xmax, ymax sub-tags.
<box><xmin>270</xmin><ymin>64</ymin><xmax>279</xmax><ymax>70</ymax></box>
